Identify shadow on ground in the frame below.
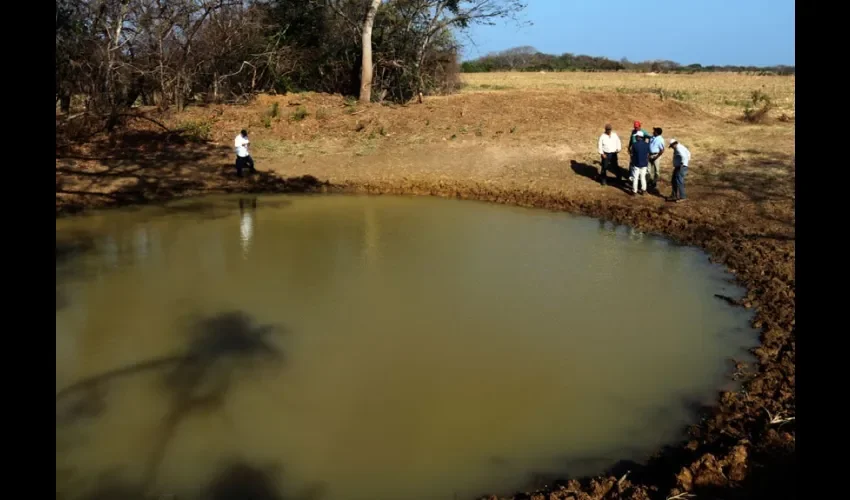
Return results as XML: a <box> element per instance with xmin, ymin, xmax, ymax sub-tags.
<box><xmin>56</xmin><ymin>129</ymin><xmax>329</xmax><ymax>215</ymax></box>
<box><xmin>569</xmin><ymin>160</ymin><xmax>663</xmax><ymax>197</ymax></box>
<box><xmin>697</xmin><ymin>150</ymin><xmax>795</xmax><ymax>231</ymax></box>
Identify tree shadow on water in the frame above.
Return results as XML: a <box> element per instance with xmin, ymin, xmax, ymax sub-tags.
<box><xmin>141</xmin><ymin>311</ymin><xmax>285</xmax><ymax>486</ymax></box>
<box><xmin>76</xmin><ymin>460</ymin><xmax>325</xmax><ymax>500</ymax></box>
<box><xmin>56</xmin><ymin>310</ymin><xmax>284</xmax><ymax>448</ymax></box>
<box><xmin>205</xmin><ymin>462</ymin><xmax>285</xmax><ymax>500</ymax></box>
<box><xmin>58</xmin><ymin>311</ymin><xmax>291</xmax><ymax>499</ymax></box>
<box><xmin>57</xmin><ymin>234</ymin><xmax>99</xmax><ymax>312</ymax></box>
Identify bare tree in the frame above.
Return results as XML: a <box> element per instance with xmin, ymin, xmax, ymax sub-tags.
<box><xmin>55</xmin><ymin>0</ymin><xmax>528</xmax><ymax>124</ymax></box>
<box><xmin>500</xmin><ymin>45</ymin><xmax>536</xmax><ymax>69</ymax></box>
<box><xmin>359</xmin><ymin>0</ymin><xmax>382</xmax><ymax>102</ymax></box>
<box><xmin>398</xmin><ymin>0</ymin><xmax>528</xmax><ymax>94</ymax></box>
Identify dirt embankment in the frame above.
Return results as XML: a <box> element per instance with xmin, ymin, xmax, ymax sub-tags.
<box><xmin>55</xmin><ymin>90</ymin><xmax>795</xmax><ymax>500</ymax></box>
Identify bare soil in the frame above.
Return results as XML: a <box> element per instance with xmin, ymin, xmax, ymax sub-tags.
<box><xmin>55</xmin><ymin>84</ymin><xmax>795</xmax><ymax>500</ymax></box>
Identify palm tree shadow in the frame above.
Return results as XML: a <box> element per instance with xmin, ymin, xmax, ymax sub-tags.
<box><xmin>56</xmin><ymin>311</ymin><xmax>283</xmax><ymax>404</ymax></box>
<box><xmin>142</xmin><ymin>311</ymin><xmax>286</xmax><ymax>486</ymax></box>
<box><xmin>76</xmin><ymin>460</ymin><xmax>326</xmax><ymax>500</ymax></box>
<box><xmin>57</xmin><ymin>311</ymin><xmax>287</xmax><ymax>497</ymax></box>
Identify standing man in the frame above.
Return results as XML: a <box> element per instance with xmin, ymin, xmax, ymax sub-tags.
<box><xmin>627</xmin><ymin>120</ymin><xmax>649</xmax><ymax>181</ymax></box>
<box><xmin>630</xmin><ymin>131</ymin><xmax>651</xmax><ymax>195</ymax></box>
<box><xmin>648</xmin><ymin>127</ymin><xmax>665</xmax><ymax>191</ymax></box>
<box><xmin>234</xmin><ymin>129</ymin><xmax>256</xmax><ymax>177</ymax></box>
<box><xmin>597</xmin><ymin>123</ymin><xmax>622</xmax><ymax>186</ymax></box>
<box><xmin>669</xmin><ymin>138</ymin><xmax>691</xmax><ymax>203</ymax></box>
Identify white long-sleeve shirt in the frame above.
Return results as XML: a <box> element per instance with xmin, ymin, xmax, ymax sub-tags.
<box><xmin>598</xmin><ymin>132</ymin><xmax>622</xmax><ymax>155</ymax></box>
<box><xmin>235</xmin><ymin>134</ymin><xmax>250</xmax><ymax>157</ymax></box>
<box><xmin>672</xmin><ymin>143</ymin><xmax>691</xmax><ymax>167</ymax></box>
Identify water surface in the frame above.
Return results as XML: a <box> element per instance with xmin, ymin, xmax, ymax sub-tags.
<box><xmin>56</xmin><ymin>194</ymin><xmax>756</xmax><ymax>500</ymax></box>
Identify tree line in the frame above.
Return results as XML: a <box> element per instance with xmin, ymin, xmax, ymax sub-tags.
<box><xmin>55</xmin><ymin>0</ymin><xmax>526</xmax><ymax>127</ymax></box>
<box><xmin>460</xmin><ymin>46</ymin><xmax>795</xmax><ymax>75</ymax></box>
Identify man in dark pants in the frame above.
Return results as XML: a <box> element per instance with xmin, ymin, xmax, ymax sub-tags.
<box><xmin>234</xmin><ymin>129</ymin><xmax>256</xmax><ymax>177</ymax></box>
<box><xmin>668</xmin><ymin>138</ymin><xmax>690</xmax><ymax>203</ymax></box>
<box><xmin>597</xmin><ymin>123</ymin><xmax>622</xmax><ymax>185</ymax></box>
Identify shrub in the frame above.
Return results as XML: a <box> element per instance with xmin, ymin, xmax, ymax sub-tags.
<box><xmin>291</xmin><ymin>106</ymin><xmax>309</xmax><ymax>121</ymax></box>
<box><xmin>743</xmin><ymin>90</ymin><xmax>773</xmax><ymax>123</ymax></box>
<box><xmin>178</xmin><ymin>119</ymin><xmax>213</xmax><ymax>142</ymax></box>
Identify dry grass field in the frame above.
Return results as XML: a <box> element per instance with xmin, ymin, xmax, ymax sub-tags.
<box><xmin>56</xmin><ymin>70</ymin><xmax>796</xmax><ymax>500</ymax></box>
<box><xmin>462</xmin><ymin>71</ymin><xmax>795</xmax><ymax>119</ymax></box>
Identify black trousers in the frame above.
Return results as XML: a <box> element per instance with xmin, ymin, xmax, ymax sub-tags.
<box><xmin>235</xmin><ymin>155</ymin><xmax>255</xmax><ymax>176</ymax></box>
<box><xmin>600</xmin><ymin>152</ymin><xmax>620</xmax><ymax>180</ymax></box>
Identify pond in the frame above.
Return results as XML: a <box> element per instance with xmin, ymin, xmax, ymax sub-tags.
<box><xmin>56</xmin><ymin>194</ymin><xmax>757</xmax><ymax>500</ymax></box>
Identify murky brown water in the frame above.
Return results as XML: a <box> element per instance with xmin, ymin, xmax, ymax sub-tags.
<box><xmin>56</xmin><ymin>195</ymin><xmax>756</xmax><ymax>500</ymax></box>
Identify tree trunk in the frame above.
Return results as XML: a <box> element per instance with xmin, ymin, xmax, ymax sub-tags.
<box><xmin>359</xmin><ymin>0</ymin><xmax>382</xmax><ymax>104</ymax></box>
<box><xmin>59</xmin><ymin>92</ymin><xmax>71</xmax><ymax>114</ymax></box>
<box><xmin>175</xmin><ymin>73</ymin><xmax>184</xmax><ymax>112</ymax></box>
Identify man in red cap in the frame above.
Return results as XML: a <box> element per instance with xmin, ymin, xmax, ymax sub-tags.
<box><xmin>628</xmin><ymin>121</ymin><xmax>650</xmax><ymax>154</ymax></box>
<box><xmin>627</xmin><ymin>120</ymin><xmax>650</xmax><ymax>181</ymax></box>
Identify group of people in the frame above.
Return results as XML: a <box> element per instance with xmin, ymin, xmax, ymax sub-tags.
<box><xmin>234</xmin><ymin>122</ymin><xmax>691</xmax><ymax>201</ymax></box>
<box><xmin>597</xmin><ymin>121</ymin><xmax>690</xmax><ymax>202</ymax></box>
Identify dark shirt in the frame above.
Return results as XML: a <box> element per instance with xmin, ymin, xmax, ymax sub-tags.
<box><xmin>632</xmin><ymin>139</ymin><xmax>650</xmax><ymax>168</ymax></box>
<box><xmin>628</xmin><ymin>128</ymin><xmax>650</xmax><ymax>151</ymax></box>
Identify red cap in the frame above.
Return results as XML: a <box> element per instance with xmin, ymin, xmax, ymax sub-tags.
<box><xmin>633</xmin><ymin>121</ymin><xmax>641</xmax><ymax>128</ymax></box>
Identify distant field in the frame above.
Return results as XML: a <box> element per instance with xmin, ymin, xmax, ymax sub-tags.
<box><xmin>461</xmin><ymin>71</ymin><xmax>796</xmax><ymax>118</ymax></box>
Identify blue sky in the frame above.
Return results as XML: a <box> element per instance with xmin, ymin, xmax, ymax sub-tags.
<box><xmin>460</xmin><ymin>0</ymin><xmax>795</xmax><ymax>66</ymax></box>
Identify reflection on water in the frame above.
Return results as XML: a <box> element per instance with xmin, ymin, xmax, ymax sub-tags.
<box><xmin>628</xmin><ymin>226</ymin><xmax>644</xmax><ymax>242</ymax></box>
<box><xmin>56</xmin><ymin>195</ymin><xmax>758</xmax><ymax>500</ymax></box>
<box><xmin>239</xmin><ymin>198</ymin><xmax>256</xmax><ymax>260</ymax></box>
<box><xmin>362</xmin><ymin>203</ymin><xmax>379</xmax><ymax>266</ymax></box>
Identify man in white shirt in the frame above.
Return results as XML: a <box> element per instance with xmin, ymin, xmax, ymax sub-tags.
<box><xmin>234</xmin><ymin>129</ymin><xmax>256</xmax><ymax>177</ymax></box>
<box><xmin>669</xmin><ymin>138</ymin><xmax>691</xmax><ymax>203</ymax></box>
<box><xmin>597</xmin><ymin>123</ymin><xmax>622</xmax><ymax>186</ymax></box>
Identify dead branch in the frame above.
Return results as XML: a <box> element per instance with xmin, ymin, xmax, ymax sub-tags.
<box><xmin>117</xmin><ymin>113</ymin><xmax>173</xmax><ymax>132</ymax></box>
<box><xmin>763</xmin><ymin>407</ymin><xmax>795</xmax><ymax>425</ymax></box>
<box><xmin>666</xmin><ymin>493</ymin><xmax>697</xmax><ymax>500</ymax></box>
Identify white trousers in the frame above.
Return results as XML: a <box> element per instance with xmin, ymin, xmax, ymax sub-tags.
<box><xmin>631</xmin><ymin>166</ymin><xmax>648</xmax><ymax>193</ymax></box>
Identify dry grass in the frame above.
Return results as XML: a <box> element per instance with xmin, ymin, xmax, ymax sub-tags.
<box><xmin>462</xmin><ymin>72</ymin><xmax>795</xmax><ymax>119</ymax></box>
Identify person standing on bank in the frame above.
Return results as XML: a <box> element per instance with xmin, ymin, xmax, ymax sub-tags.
<box><xmin>597</xmin><ymin>123</ymin><xmax>623</xmax><ymax>186</ymax></box>
<box><xmin>627</xmin><ymin>120</ymin><xmax>649</xmax><ymax>182</ymax></box>
<box><xmin>648</xmin><ymin>127</ymin><xmax>665</xmax><ymax>191</ymax></box>
<box><xmin>669</xmin><ymin>138</ymin><xmax>690</xmax><ymax>203</ymax></box>
<box><xmin>630</xmin><ymin>131</ymin><xmax>651</xmax><ymax>195</ymax></box>
<box><xmin>234</xmin><ymin>129</ymin><xmax>256</xmax><ymax>177</ymax></box>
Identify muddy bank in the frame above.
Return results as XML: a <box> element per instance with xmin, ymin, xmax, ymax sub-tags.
<box><xmin>55</xmin><ymin>168</ymin><xmax>794</xmax><ymax>500</ymax></box>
